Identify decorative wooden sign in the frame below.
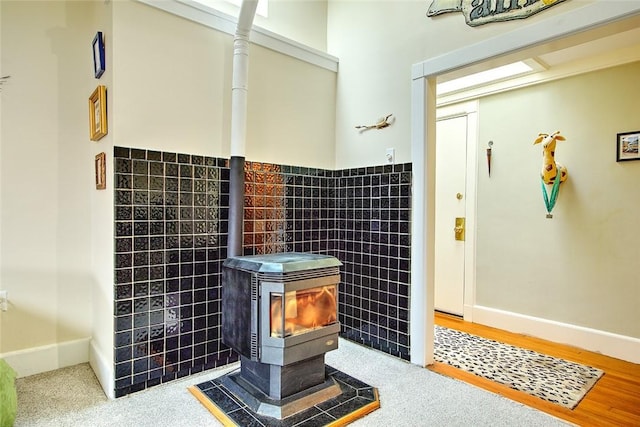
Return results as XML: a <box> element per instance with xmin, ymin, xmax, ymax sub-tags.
<box><xmin>427</xmin><ymin>0</ymin><xmax>568</xmax><ymax>27</ymax></box>
<box><xmin>95</xmin><ymin>152</ymin><xmax>106</xmax><ymax>190</ymax></box>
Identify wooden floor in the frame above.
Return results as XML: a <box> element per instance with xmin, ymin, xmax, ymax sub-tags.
<box><xmin>431</xmin><ymin>312</ymin><xmax>640</xmax><ymax>427</ymax></box>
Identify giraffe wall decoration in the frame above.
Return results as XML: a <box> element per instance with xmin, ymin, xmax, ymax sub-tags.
<box><xmin>534</xmin><ymin>131</ymin><xmax>567</xmax><ymax>218</ymax></box>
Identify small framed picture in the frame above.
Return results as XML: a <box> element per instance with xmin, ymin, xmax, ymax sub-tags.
<box><xmin>89</xmin><ymin>85</ymin><xmax>107</xmax><ymax>141</ymax></box>
<box><xmin>95</xmin><ymin>152</ymin><xmax>106</xmax><ymax>190</ymax></box>
<box><xmin>616</xmin><ymin>131</ymin><xmax>640</xmax><ymax>162</ymax></box>
<box><xmin>92</xmin><ymin>31</ymin><xmax>105</xmax><ymax>78</ymax></box>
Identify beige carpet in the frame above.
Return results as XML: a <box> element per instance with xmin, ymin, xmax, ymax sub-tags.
<box><xmin>14</xmin><ymin>339</ymin><xmax>571</xmax><ymax>426</ymax></box>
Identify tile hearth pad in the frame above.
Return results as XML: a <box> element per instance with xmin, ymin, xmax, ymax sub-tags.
<box><xmin>189</xmin><ymin>365</ymin><xmax>379</xmax><ymax>426</ymax></box>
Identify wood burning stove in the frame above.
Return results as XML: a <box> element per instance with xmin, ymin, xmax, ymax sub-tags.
<box><xmin>221</xmin><ymin>253</ymin><xmax>343</xmax><ymax>419</ymax></box>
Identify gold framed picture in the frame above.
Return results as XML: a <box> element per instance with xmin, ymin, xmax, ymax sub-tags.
<box><xmin>95</xmin><ymin>152</ymin><xmax>106</xmax><ymax>190</ymax></box>
<box><xmin>89</xmin><ymin>85</ymin><xmax>107</xmax><ymax>141</ymax></box>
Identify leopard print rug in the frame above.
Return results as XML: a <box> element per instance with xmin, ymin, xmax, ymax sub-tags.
<box><xmin>434</xmin><ymin>325</ymin><xmax>604</xmax><ymax>409</ymax></box>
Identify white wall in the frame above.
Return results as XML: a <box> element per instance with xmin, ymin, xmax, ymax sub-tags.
<box><xmin>194</xmin><ymin>0</ymin><xmax>329</xmax><ymax>52</ymax></box>
<box><xmin>0</xmin><ymin>1</ymin><xmax>96</xmax><ymax>373</ymax></box>
<box><xmin>326</xmin><ymin>0</ymin><xmax>592</xmax><ymax>169</ymax></box>
<box><xmin>113</xmin><ymin>0</ymin><xmax>230</xmax><ymax>156</ymax></box>
<box><xmin>476</xmin><ymin>61</ymin><xmax>640</xmax><ymax>339</ymax></box>
<box><xmin>246</xmin><ymin>44</ymin><xmax>336</xmax><ymax>168</ymax></box>
<box><xmin>89</xmin><ymin>0</ymin><xmax>115</xmax><ymax>399</ymax></box>
<box><xmin>112</xmin><ymin>0</ymin><xmax>336</xmax><ymax>168</ymax></box>
<box><xmin>258</xmin><ymin>0</ymin><xmax>328</xmax><ymax>52</ymax></box>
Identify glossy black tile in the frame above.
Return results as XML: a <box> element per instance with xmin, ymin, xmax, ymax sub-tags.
<box><xmin>114</xmin><ymin>146</ymin><xmax>412</xmax><ymax>397</ymax></box>
<box><xmin>130</xmin><ymin>148</ymin><xmax>145</xmax><ymax>159</ymax></box>
<box><xmin>114</xmin><ymin>147</ymin><xmax>230</xmax><ymax>397</ymax></box>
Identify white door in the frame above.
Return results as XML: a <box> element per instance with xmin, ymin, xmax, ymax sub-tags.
<box><xmin>434</xmin><ymin>114</ymin><xmax>468</xmax><ymax>316</ymax></box>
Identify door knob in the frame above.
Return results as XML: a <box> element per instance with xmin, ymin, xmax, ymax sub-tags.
<box><xmin>456</xmin><ymin>193</ymin><xmax>463</xmax><ymax>200</ymax></box>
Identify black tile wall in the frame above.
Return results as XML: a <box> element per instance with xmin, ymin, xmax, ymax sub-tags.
<box><xmin>113</xmin><ymin>147</ymin><xmax>236</xmax><ymax>398</ymax></box>
<box><xmin>113</xmin><ymin>146</ymin><xmax>412</xmax><ymax>397</ymax></box>
<box><xmin>241</xmin><ymin>162</ymin><xmax>287</xmax><ymax>255</ymax></box>
<box><xmin>239</xmin><ymin>162</ymin><xmax>411</xmax><ymax>359</ymax></box>
<box><xmin>332</xmin><ymin>164</ymin><xmax>412</xmax><ymax>360</ymax></box>
<box><xmin>240</xmin><ymin>162</ymin><xmax>335</xmax><ymax>256</ymax></box>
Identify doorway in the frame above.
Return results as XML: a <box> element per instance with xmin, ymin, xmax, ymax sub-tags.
<box><xmin>434</xmin><ymin>103</ymin><xmax>477</xmax><ymax>318</ymax></box>
<box><xmin>408</xmin><ymin>3</ymin><xmax>640</xmax><ymax>367</ymax></box>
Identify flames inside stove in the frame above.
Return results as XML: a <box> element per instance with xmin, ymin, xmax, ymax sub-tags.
<box><xmin>270</xmin><ymin>285</ymin><xmax>337</xmax><ymax>338</ymax></box>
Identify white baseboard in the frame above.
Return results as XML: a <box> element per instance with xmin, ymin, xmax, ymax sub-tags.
<box><xmin>89</xmin><ymin>339</ymin><xmax>114</xmax><ymax>399</ymax></box>
<box><xmin>473</xmin><ymin>305</ymin><xmax>640</xmax><ymax>364</ymax></box>
<box><xmin>0</xmin><ymin>337</ymin><xmax>90</xmax><ymax>378</ymax></box>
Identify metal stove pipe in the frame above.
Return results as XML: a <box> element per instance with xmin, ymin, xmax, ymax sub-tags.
<box><xmin>228</xmin><ymin>0</ymin><xmax>258</xmax><ymax>257</ymax></box>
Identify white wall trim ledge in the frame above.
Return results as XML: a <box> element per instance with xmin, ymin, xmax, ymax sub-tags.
<box><xmin>473</xmin><ymin>306</ymin><xmax>640</xmax><ymax>365</ymax></box>
<box><xmin>0</xmin><ymin>338</ymin><xmax>90</xmax><ymax>378</ymax></box>
<box><xmin>136</xmin><ymin>0</ymin><xmax>339</xmax><ymax>72</ymax></box>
